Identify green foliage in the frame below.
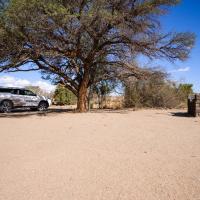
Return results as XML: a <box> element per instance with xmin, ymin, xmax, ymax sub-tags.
<box><xmin>177</xmin><ymin>84</ymin><xmax>193</xmax><ymax>101</ymax></box>
<box><xmin>53</xmin><ymin>84</ymin><xmax>77</xmax><ymax>105</ymax></box>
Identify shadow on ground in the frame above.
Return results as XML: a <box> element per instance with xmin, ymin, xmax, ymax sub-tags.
<box><xmin>0</xmin><ymin>108</ymin><xmax>75</xmax><ymax>118</ymax></box>
<box><xmin>0</xmin><ymin>108</ymin><xmax>131</xmax><ymax>118</ymax></box>
<box><xmin>170</xmin><ymin>112</ymin><xmax>193</xmax><ymax>118</ymax></box>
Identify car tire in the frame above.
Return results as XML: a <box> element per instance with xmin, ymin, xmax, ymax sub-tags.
<box><xmin>0</xmin><ymin>100</ymin><xmax>13</xmax><ymax>113</ymax></box>
<box><xmin>38</xmin><ymin>101</ymin><xmax>48</xmax><ymax>111</ymax></box>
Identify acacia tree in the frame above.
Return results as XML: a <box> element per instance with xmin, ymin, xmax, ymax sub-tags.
<box><xmin>0</xmin><ymin>0</ymin><xmax>195</xmax><ymax>112</ymax></box>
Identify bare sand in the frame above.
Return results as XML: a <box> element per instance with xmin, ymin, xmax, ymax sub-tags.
<box><xmin>0</xmin><ymin>109</ymin><xmax>200</xmax><ymax>200</ymax></box>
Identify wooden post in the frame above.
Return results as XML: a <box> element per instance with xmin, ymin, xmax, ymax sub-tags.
<box><xmin>196</xmin><ymin>95</ymin><xmax>200</xmax><ymax>116</ymax></box>
<box><xmin>188</xmin><ymin>94</ymin><xmax>199</xmax><ymax>117</ymax></box>
<box><xmin>193</xmin><ymin>95</ymin><xmax>197</xmax><ymax>117</ymax></box>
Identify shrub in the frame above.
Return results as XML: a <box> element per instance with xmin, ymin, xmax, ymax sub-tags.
<box><xmin>124</xmin><ymin>71</ymin><xmax>193</xmax><ymax>109</ymax></box>
<box><xmin>53</xmin><ymin>84</ymin><xmax>77</xmax><ymax>105</ymax></box>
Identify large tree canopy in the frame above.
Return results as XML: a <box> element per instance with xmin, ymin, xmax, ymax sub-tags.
<box><xmin>0</xmin><ymin>0</ymin><xmax>195</xmax><ymax>111</ymax></box>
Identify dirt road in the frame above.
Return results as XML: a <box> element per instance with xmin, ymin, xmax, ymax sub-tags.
<box><xmin>0</xmin><ymin>109</ymin><xmax>200</xmax><ymax>200</ymax></box>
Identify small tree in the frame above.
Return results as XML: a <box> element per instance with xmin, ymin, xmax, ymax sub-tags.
<box><xmin>92</xmin><ymin>80</ymin><xmax>115</xmax><ymax>108</ymax></box>
<box><xmin>53</xmin><ymin>84</ymin><xmax>77</xmax><ymax>105</ymax></box>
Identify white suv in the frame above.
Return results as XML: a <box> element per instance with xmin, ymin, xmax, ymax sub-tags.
<box><xmin>0</xmin><ymin>87</ymin><xmax>51</xmax><ymax>113</ymax></box>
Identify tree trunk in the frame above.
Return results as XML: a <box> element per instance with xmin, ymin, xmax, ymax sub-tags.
<box><xmin>77</xmin><ymin>71</ymin><xmax>89</xmax><ymax>112</ymax></box>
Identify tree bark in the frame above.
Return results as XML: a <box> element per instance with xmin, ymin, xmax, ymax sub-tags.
<box><xmin>77</xmin><ymin>71</ymin><xmax>90</xmax><ymax>112</ymax></box>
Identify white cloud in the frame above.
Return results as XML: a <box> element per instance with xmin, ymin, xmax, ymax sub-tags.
<box><xmin>33</xmin><ymin>81</ymin><xmax>56</xmax><ymax>93</ymax></box>
<box><xmin>170</xmin><ymin>67</ymin><xmax>190</xmax><ymax>73</ymax></box>
<box><xmin>0</xmin><ymin>75</ymin><xmax>56</xmax><ymax>93</ymax></box>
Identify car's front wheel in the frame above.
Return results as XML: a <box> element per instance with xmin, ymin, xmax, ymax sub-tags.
<box><xmin>0</xmin><ymin>100</ymin><xmax>13</xmax><ymax>113</ymax></box>
<box><xmin>38</xmin><ymin>101</ymin><xmax>48</xmax><ymax>111</ymax></box>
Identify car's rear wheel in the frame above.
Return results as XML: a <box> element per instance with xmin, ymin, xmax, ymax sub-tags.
<box><xmin>0</xmin><ymin>100</ymin><xmax>13</xmax><ymax>113</ymax></box>
<box><xmin>38</xmin><ymin>101</ymin><xmax>48</xmax><ymax>111</ymax></box>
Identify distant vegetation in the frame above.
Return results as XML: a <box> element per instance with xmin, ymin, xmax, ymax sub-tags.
<box><xmin>25</xmin><ymin>70</ymin><xmax>194</xmax><ymax>109</ymax></box>
<box><xmin>26</xmin><ymin>86</ymin><xmax>53</xmax><ymax>98</ymax></box>
<box><xmin>124</xmin><ymin>71</ymin><xmax>193</xmax><ymax>109</ymax></box>
<box><xmin>50</xmin><ymin>71</ymin><xmax>194</xmax><ymax>109</ymax></box>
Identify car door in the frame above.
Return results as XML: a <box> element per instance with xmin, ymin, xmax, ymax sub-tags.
<box><xmin>19</xmin><ymin>89</ymin><xmax>39</xmax><ymax>107</ymax></box>
<box><xmin>10</xmin><ymin>89</ymin><xmax>25</xmax><ymax>107</ymax></box>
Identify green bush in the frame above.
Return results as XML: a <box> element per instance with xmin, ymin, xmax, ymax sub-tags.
<box><xmin>53</xmin><ymin>85</ymin><xmax>77</xmax><ymax>105</ymax></box>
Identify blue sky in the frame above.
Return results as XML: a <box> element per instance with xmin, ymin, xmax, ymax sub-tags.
<box><xmin>0</xmin><ymin>0</ymin><xmax>199</xmax><ymax>92</ymax></box>
<box><xmin>155</xmin><ymin>0</ymin><xmax>200</xmax><ymax>92</ymax></box>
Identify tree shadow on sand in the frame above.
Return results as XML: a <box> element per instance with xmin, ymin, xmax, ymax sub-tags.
<box><xmin>0</xmin><ymin>108</ymin><xmax>131</xmax><ymax>118</ymax></box>
<box><xmin>0</xmin><ymin>108</ymin><xmax>75</xmax><ymax>118</ymax></box>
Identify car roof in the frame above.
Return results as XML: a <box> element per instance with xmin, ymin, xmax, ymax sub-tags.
<box><xmin>0</xmin><ymin>86</ymin><xmax>25</xmax><ymax>90</ymax></box>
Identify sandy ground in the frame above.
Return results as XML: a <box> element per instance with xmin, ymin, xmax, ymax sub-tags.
<box><xmin>0</xmin><ymin>109</ymin><xmax>200</xmax><ymax>200</ymax></box>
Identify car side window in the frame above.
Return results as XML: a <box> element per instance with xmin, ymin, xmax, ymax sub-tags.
<box><xmin>0</xmin><ymin>88</ymin><xmax>11</xmax><ymax>93</ymax></box>
<box><xmin>24</xmin><ymin>90</ymin><xmax>36</xmax><ymax>96</ymax></box>
<box><xmin>10</xmin><ymin>89</ymin><xmax>19</xmax><ymax>95</ymax></box>
<box><xmin>19</xmin><ymin>90</ymin><xmax>25</xmax><ymax>95</ymax></box>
